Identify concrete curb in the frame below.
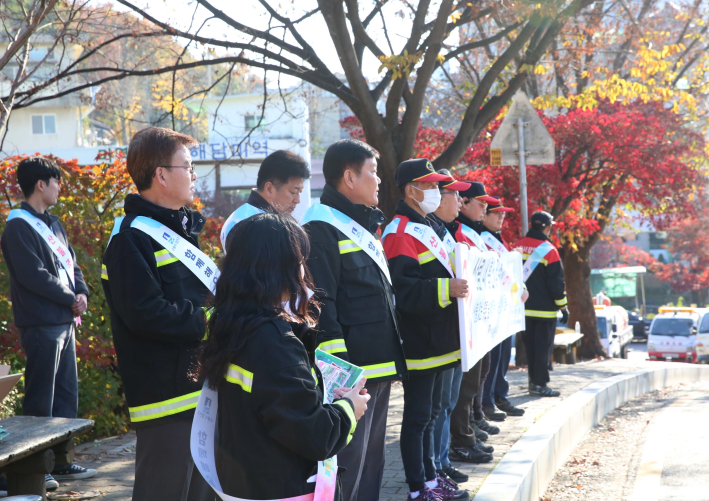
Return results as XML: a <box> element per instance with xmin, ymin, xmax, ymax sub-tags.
<box><xmin>473</xmin><ymin>364</ymin><xmax>709</xmax><ymax>500</ymax></box>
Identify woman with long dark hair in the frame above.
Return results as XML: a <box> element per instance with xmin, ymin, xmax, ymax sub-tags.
<box><xmin>198</xmin><ymin>213</ymin><xmax>369</xmax><ymax>500</ymax></box>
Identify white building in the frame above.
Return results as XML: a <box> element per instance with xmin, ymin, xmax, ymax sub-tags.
<box><xmin>0</xmin><ymin>38</ymin><xmax>93</xmax><ymax>155</ymax></box>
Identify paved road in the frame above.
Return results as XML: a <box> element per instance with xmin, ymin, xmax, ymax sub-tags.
<box><xmin>627</xmin><ymin>339</ymin><xmax>649</xmax><ymax>362</ymax></box>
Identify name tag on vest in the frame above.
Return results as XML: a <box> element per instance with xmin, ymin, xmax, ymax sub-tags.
<box><xmin>108</xmin><ymin>216</ymin><xmax>220</xmax><ymax>294</ymax></box>
<box><xmin>8</xmin><ymin>209</ymin><xmax>74</xmax><ymax>287</ymax></box>
<box><xmin>459</xmin><ymin>224</ymin><xmax>487</xmax><ymax>251</ymax></box>
<box><xmin>404</xmin><ymin>221</ymin><xmax>454</xmax><ymax>277</ymax></box>
<box><xmin>220</xmin><ymin>203</ymin><xmax>265</xmax><ymax>251</ymax></box>
<box><xmin>522</xmin><ymin>241</ymin><xmax>555</xmax><ymax>282</ymax></box>
<box><xmin>481</xmin><ymin>232</ymin><xmax>508</xmax><ymax>254</ymax></box>
<box><xmin>191</xmin><ymin>381</ymin><xmax>331</xmax><ymax>501</ymax></box>
<box><xmin>301</xmin><ymin>203</ymin><xmax>391</xmax><ymax>285</ymax></box>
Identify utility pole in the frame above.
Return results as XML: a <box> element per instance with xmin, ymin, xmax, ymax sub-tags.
<box><xmin>517</xmin><ymin>118</ymin><xmax>529</xmax><ymax>236</ymax></box>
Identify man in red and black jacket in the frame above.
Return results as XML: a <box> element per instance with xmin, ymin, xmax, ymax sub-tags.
<box><xmin>382</xmin><ymin>159</ymin><xmax>469</xmax><ymax>501</ymax></box>
<box><xmin>513</xmin><ymin>211</ymin><xmax>567</xmax><ymax>397</ymax></box>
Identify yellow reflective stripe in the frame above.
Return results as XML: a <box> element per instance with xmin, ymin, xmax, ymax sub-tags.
<box><xmin>438</xmin><ymin>278</ymin><xmax>452</xmax><ymax>308</ymax></box>
<box><xmin>318</xmin><ymin>339</ymin><xmax>347</xmax><ymax>354</ymax></box>
<box><xmin>361</xmin><ymin>361</ymin><xmax>397</xmax><ymax>379</ymax></box>
<box><xmin>311</xmin><ymin>367</ymin><xmax>318</xmax><ymax>386</ymax></box>
<box><xmin>101</xmin><ymin>264</ymin><xmax>108</xmax><ymax>280</ymax></box>
<box><xmin>555</xmin><ymin>297</ymin><xmax>568</xmax><ymax>306</ymax></box>
<box><xmin>338</xmin><ymin>239</ymin><xmax>362</xmax><ymax>254</ymax></box>
<box><xmin>406</xmin><ymin>350</ymin><xmax>460</xmax><ymax>371</ymax></box>
<box><xmin>525</xmin><ymin>309</ymin><xmax>558</xmax><ymax>318</ymax></box>
<box><xmin>155</xmin><ymin>249</ymin><xmax>178</xmax><ymax>267</ymax></box>
<box><xmin>522</xmin><ymin>253</ymin><xmax>548</xmax><ymax>265</ymax></box>
<box><xmin>225</xmin><ymin>364</ymin><xmax>254</xmax><ymax>392</ymax></box>
<box><xmin>333</xmin><ymin>399</ymin><xmax>357</xmax><ymax>435</ymax></box>
<box><xmin>129</xmin><ymin>390</ymin><xmax>201</xmax><ymax>422</ymax></box>
<box><xmin>202</xmin><ymin>307</ymin><xmax>213</xmax><ymax>341</ymax></box>
<box><xmin>418</xmin><ymin>250</ymin><xmax>436</xmax><ymax>265</ymax></box>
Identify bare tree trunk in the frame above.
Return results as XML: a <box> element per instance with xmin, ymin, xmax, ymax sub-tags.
<box><xmin>563</xmin><ymin>242</ymin><xmax>607</xmax><ymax>359</ymax></box>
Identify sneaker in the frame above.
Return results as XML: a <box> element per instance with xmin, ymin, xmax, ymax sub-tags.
<box><xmin>46</xmin><ymin>474</ymin><xmax>59</xmax><ymax>491</ymax></box>
<box><xmin>442</xmin><ymin>465</ymin><xmax>469</xmax><ymax>483</ymax></box>
<box><xmin>473</xmin><ymin>441</ymin><xmax>494</xmax><ymax>454</ymax></box>
<box><xmin>407</xmin><ymin>487</ymin><xmax>442</xmax><ymax>501</ymax></box>
<box><xmin>474</xmin><ymin>418</ymin><xmax>500</xmax><ymax>435</ymax></box>
<box><xmin>529</xmin><ymin>385</ymin><xmax>561</xmax><ymax>397</ymax></box>
<box><xmin>432</xmin><ymin>476</ymin><xmax>470</xmax><ymax>500</ymax></box>
<box><xmin>51</xmin><ymin>463</ymin><xmax>97</xmax><ymax>480</ymax></box>
<box><xmin>436</xmin><ymin>473</ymin><xmax>459</xmax><ymax>490</ymax></box>
<box><xmin>449</xmin><ymin>445</ymin><xmax>493</xmax><ymax>464</ymax></box>
<box><xmin>496</xmin><ymin>398</ymin><xmax>525</xmax><ymax>416</ymax></box>
<box><xmin>471</xmin><ymin>421</ymin><xmax>488</xmax><ymax>441</ymax></box>
<box><xmin>482</xmin><ymin>405</ymin><xmax>506</xmax><ymax>422</ymax></box>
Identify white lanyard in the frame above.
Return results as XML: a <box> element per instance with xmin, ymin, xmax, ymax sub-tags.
<box><xmin>220</xmin><ymin>203</ymin><xmax>265</xmax><ymax>251</ymax></box>
<box><xmin>522</xmin><ymin>241</ymin><xmax>555</xmax><ymax>282</ymax></box>
<box><xmin>108</xmin><ymin>216</ymin><xmax>220</xmax><ymax>294</ymax></box>
<box><xmin>404</xmin><ymin>221</ymin><xmax>454</xmax><ymax>277</ymax></box>
<box><xmin>458</xmin><ymin>223</ymin><xmax>487</xmax><ymax>252</ymax></box>
<box><xmin>191</xmin><ymin>381</ymin><xmax>333</xmax><ymax>501</ymax></box>
<box><xmin>301</xmin><ymin>203</ymin><xmax>391</xmax><ymax>284</ymax></box>
<box><xmin>481</xmin><ymin>231</ymin><xmax>508</xmax><ymax>254</ymax></box>
<box><xmin>8</xmin><ymin>209</ymin><xmax>74</xmax><ymax>287</ymax></box>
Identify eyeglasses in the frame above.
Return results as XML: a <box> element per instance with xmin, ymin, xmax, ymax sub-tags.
<box><xmin>473</xmin><ymin>199</ymin><xmax>488</xmax><ymax>208</ymax></box>
<box><xmin>160</xmin><ymin>164</ymin><xmax>196</xmax><ymax>175</ymax></box>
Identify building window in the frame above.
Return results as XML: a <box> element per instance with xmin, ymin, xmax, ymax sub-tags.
<box><xmin>649</xmin><ymin>232</ymin><xmax>668</xmax><ymax>251</ymax></box>
<box><xmin>244</xmin><ymin>115</ymin><xmax>262</xmax><ymax>130</ymax></box>
<box><xmin>31</xmin><ymin>115</ymin><xmax>56</xmax><ymax>135</ymax></box>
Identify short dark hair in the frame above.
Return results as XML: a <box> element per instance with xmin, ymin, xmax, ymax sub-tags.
<box><xmin>323</xmin><ymin>139</ymin><xmax>379</xmax><ymax>186</ymax></box>
<box><xmin>256</xmin><ymin>150</ymin><xmax>310</xmax><ymax>190</ymax></box>
<box><xmin>17</xmin><ymin>156</ymin><xmax>62</xmax><ymax>198</ymax></box>
<box><xmin>127</xmin><ymin>127</ymin><xmax>198</xmax><ymax>192</ymax></box>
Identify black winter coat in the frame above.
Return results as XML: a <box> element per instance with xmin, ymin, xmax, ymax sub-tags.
<box><xmin>1</xmin><ymin>201</ymin><xmax>89</xmax><ymax>327</ymax></box>
<box><xmin>303</xmin><ymin>184</ymin><xmax>407</xmax><ymax>382</ymax></box>
<box><xmin>102</xmin><ymin>194</ymin><xmax>209</xmax><ymax>428</ymax></box>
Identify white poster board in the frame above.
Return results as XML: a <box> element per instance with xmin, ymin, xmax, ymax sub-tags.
<box><xmin>455</xmin><ymin>243</ymin><xmax>526</xmax><ymax>371</ymax></box>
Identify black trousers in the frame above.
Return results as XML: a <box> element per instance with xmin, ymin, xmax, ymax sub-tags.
<box><xmin>339</xmin><ymin>380</ymin><xmax>391</xmax><ymax>501</ymax></box>
<box><xmin>449</xmin><ymin>359</ymin><xmax>482</xmax><ymax>448</ymax></box>
<box><xmin>133</xmin><ymin>419</ymin><xmax>215</xmax><ymax>501</ymax></box>
<box><xmin>400</xmin><ymin>372</ymin><xmax>444</xmax><ymax>492</ymax></box>
<box><xmin>523</xmin><ymin>317</ymin><xmax>557</xmax><ymax>387</ymax></box>
<box><xmin>472</xmin><ymin>351</ymin><xmax>491</xmax><ymax>420</ymax></box>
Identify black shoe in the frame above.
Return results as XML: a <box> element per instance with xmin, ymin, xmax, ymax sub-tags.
<box><xmin>473</xmin><ymin>441</ymin><xmax>494</xmax><ymax>454</ymax></box>
<box><xmin>470</xmin><ymin>421</ymin><xmax>488</xmax><ymax>441</ymax></box>
<box><xmin>46</xmin><ymin>474</ymin><xmax>59</xmax><ymax>491</ymax></box>
<box><xmin>482</xmin><ymin>405</ymin><xmax>506</xmax><ymax>422</ymax></box>
<box><xmin>496</xmin><ymin>398</ymin><xmax>525</xmax><ymax>416</ymax></box>
<box><xmin>442</xmin><ymin>465</ymin><xmax>469</xmax><ymax>483</ymax></box>
<box><xmin>51</xmin><ymin>463</ymin><xmax>97</xmax><ymax>480</ymax></box>
<box><xmin>529</xmin><ymin>384</ymin><xmax>561</xmax><ymax>397</ymax></box>
<box><xmin>474</xmin><ymin>418</ymin><xmax>500</xmax><ymax>435</ymax></box>
<box><xmin>433</xmin><ymin>475</ymin><xmax>470</xmax><ymax>500</ymax></box>
<box><xmin>450</xmin><ymin>445</ymin><xmax>493</xmax><ymax>464</ymax></box>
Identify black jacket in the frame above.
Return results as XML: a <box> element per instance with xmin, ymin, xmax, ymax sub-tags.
<box><xmin>382</xmin><ymin>200</ymin><xmax>460</xmax><ymax>377</ymax></box>
<box><xmin>216</xmin><ymin>317</ymin><xmax>355</xmax><ymax>499</ymax></box>
<box><xmin>455</xmin><ymin>213</ymin><xmax>484</xmax><ymax>235</ymax></box>
<box><xmin>513</xmin><ymin>229</ymin><xmax>567</xmax><ymax>318</ymax></box>
<box><xmin>303</xmin><ymin>184</ymin><xmax>407</xmax><ymax>382</ymax></box>
<box><xmin>102</xmin><ymin>194</ymin><xmax>209</xmax><ymax>428</ymax></box>
<box><xmin>1</xmin><ymin>201</ymin><xmax>89</xmax><ymax>327</ymax></box>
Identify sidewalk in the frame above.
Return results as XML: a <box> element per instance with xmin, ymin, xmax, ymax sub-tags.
<box><xmin>47</xmin><ymin>358</ymin><xmax>661</xmax><ymax>501</ymax></box>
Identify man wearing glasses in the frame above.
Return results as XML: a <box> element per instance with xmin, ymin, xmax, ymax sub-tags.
<box><xmin>102</xmin><ymin>127</ymin><xmax>214</xmax><ymax>501</ymax></box>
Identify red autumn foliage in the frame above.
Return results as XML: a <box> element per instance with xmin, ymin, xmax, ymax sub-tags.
<box><xmin>651</xmin><ymin>216</ymin><xmax>709</xmax><ymax>293</ymax></box>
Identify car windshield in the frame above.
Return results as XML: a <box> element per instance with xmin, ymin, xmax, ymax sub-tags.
<box><xmin>597</xmin><ymin>317</ymin><xmax>608</xmax><ymax>339</ymax></box>
<box><xmin>650</xmin><ymin>318</ymin><xmax>694</xmax><ymax>337</ymax></box>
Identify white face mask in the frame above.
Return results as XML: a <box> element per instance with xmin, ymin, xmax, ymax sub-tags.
<box><xmin>413</xmin><ymin>186</ymin><xmax>442</xmax><ymax>213</ymax></box>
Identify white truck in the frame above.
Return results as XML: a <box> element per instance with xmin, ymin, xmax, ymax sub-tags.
<box><xmin>595</xmin><ymin>305</ymin><xmax>633</xmax><ymax>358</ymax></box>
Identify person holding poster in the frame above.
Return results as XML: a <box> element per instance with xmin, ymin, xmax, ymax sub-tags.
<box><xmin>513</xmin><ymin>211</ymin><xmax>567</xmax><ymax>397</ymax></box>
<box><xmin>382</xmin><ymin>159</ymin><xmax>470</xmax><ymax>501</ymax></box>
<box><xmin>302</xmin><ymin>139</ymin><xmax>407</xmax><ymax>501</ymax></box>
<box><xmin>220</xmin><ymin>150</ymin><xmax>310</xmax><ymax>250</ymax></box>
<box><xmin>102</xmin><ymin>127</ymin><xmax>214</xmax><ymax>501</ymax></box>
<box><xmin>428</xmin><ymin>171</ymin><xmax>496</xmax><ymax>484</ymax></box>
<box><xmin>197</xmin><ymin>213</ymin><xmax>369</xmax><ymax>500</ymax></box>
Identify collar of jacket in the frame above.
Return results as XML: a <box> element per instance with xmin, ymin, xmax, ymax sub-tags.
<box><xmin>456</xmin><ymin>213</ymin><xmax>483</xmax><ymax>233</ymax></box>
<box><xmin>246</xmin><ymin>190</ymin><xmax>277</xmax><ymax>213</ymax></box>
<box><xmin>20</xmin><ymin>201</ymin><xmax>58</xmax><ymax>227</ymax></box>
<box><xmin>526</xmin><ymin>228</ymin><xmax>551</xmax><ymax>243</ymax></box>
<box><xmin>482</xmin><ymin>224</ymin><xmax>504</xmax><ymax>244</ymax></box>
<box><xmin>320</xmin><ymin>184</ymin><xmax>385</xmax><ymax>234</ymax></box>
<box><xmin>395</xmin><ymin>199</ymin><xmax>444</xmax><ymax>237</ymax></box>
<box><xmin>429</xmin><ymin>213</ymin><xmax>457</xmax><ymax>238</ymax></box>
<box><xmin>123</xmin><ymin>193</ymin><xmax>205</xmax><ymax>241</ymax></box>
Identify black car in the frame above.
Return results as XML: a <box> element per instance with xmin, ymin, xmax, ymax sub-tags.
<box><xmin>628</xmin><ymin>311</ymin><xmax>649</xmax><ymax>340</ymax></box>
